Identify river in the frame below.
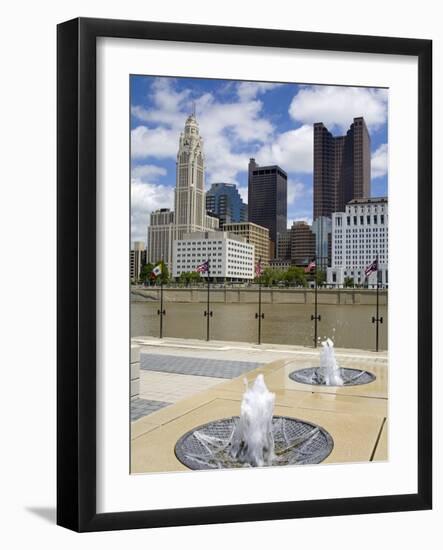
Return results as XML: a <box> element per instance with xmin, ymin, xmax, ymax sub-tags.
<box><xmin>131</xmin><ymin>301</ymin><xmax>387</xmax><ymax>351</ymax></box>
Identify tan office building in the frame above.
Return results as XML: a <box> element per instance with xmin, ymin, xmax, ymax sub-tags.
<box><xmin>130</xmin><ymin>241</ymin><xmax>146</xmax><ymax>282</ymax></box>
<box><xmin>222</xmin><ymin>222</ymin><xmax>270</xmax><ymax>266</ymax></box>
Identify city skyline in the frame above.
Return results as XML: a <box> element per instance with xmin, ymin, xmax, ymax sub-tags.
<box><xmin>131</xmin><ymin>76</ymin><xmax>388</xmax><ymax>243</ymax></box>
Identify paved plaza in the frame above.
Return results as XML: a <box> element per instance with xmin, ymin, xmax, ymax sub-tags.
<box><xmin>130</xmin><ymin>337</ymin><xmax>388</xmax><ymax>472</ymax></box>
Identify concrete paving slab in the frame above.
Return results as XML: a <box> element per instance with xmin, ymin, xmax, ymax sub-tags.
<box><xmin>298</xmin><ymin>392</ymin><xmax>387</xmax><ymax>418</ymax></box>
<box><xmin>139</xmin><ymin>371</ymin><xmax>225</xmax><ymax>403</ymax></box>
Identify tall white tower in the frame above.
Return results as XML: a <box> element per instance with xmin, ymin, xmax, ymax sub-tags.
<box><xmin>174</xmin><ymin>113</ymin><xmax>207</xmax><ymax>240</ymax></box>
<box><xmin>147</xmin><ymin>113</ymin><xmax>218</xmax><ymax>273</ymax></box>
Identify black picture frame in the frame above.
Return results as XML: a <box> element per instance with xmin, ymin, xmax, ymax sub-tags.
<box><xmin>57</xmin><ymin>17</ymin><xmax>432</xmax><ymax>532</ymax></box>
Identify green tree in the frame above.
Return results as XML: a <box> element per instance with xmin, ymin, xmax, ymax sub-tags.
<box><xmin>284</xmin><ymin>266</ymin><xmax>307</xmax><ymax>287</ymax></box>
<box><xmin>344</xmin><ymin>276</ymin><xmax>354</xmax><ymax>288</ymax></box>
<box><xmin>139</xmin><ymin>262</ymin><xmax>154</xmax><ymax>284</ymax></box>
<box><xmin>153</xmin><ymin>260</ymin><xmax>169</xmax><ymax>284</ymax></box>
<box><xmin>178</xmin><ymin>271</ymin><xmax>202</xmax><ymax>286</ymax></box>
<box><xmin>178</xmin><ymin>271</ymin><xmax>189</xmax><ymax>286</ymax></box>
<box><xmin>260</xmin><ymin>267</ymin><xmax>286</xmax><ymax>286</ymax></box>
<box><xmin>315</xmin><ymin>269</ymin><xmax>326</xmax><ymax>286</ymax></box>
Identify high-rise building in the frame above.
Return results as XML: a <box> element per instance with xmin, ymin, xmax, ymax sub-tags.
<box><xmin>248</xmin><ymin>158</ymin><xmax>287</xmax><ymax>254</ymax></box>
<box><xmin>174</xmin><ymin>114</ymin><xmax>218</xmax><ymax>241</ymax></box>
<box><xmin>206</xmin><ymin>183</ymin><xmax>247</xmax><ymax>225</ymax></box>
<box><xmin>146</xmin><ymin>208</ymin><xmax>174</xmax><ymax>268</ymax></box>
<box><xmin>312</xmin><ymin>216</ymin><xmax>332</xmax><ymax>270</ymax></box>
<box><xmin>222</xmin><ymin>222</ymin><xmax>270</xmax><ymax>266</ymax></box>
<box><xmin>172</xmin><ymin>231</ymin><xmax>254</xmax><ymax>282</ymax></box>
<box><xmin>290</xmin><ymin>221</ymin><xmax>316</xmax><ymax>267</ymax></box>
<box><xmin>146</xmin><ymin>114</ymin><xmax>218</xmax><ymax>271</ymax></box>
<box><xmin>276</xmin><ymin>229</ymin><xmax>292</xmax><ymax>260</ymax></box>
<box><xmin>130</xmin><ymin>241</ymin><xmax>146</xmax><ymax>282</ymax></box>
<box><xmin>313</xmin><ymin>117</ymin><xmax>371</xmax><ymax>220</ymax></box>
<box><xmin>327</xmin><ymin>197</ymin><xmax>388</xmax><ymax>287</ymax></box>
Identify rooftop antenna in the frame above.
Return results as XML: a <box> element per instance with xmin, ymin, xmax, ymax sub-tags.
<box><xmin>192</xmin><ymin>100</ymin><xmax>196</xmax><ymax>117</ymax></box>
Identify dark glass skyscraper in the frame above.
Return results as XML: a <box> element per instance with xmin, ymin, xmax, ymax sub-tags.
<box><xmin>313</xmin><ymin>116</ymin><xmax>371</xmax><ymax>220</ymax></box>
<box><xmin>248</xmin><ymin>159</ymin><xmax>287</xmax><ymax>253</ymax></box>
<box><xmin>205</xmin><ymin>182</ymin><xmax>247</xmax><ymax>225</ymax></box>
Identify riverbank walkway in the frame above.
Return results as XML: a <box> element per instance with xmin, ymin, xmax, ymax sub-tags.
<box><xmin>131</xmin><ymin>337</ymin><xmax>388</xmax><ymax>472</ymax></box>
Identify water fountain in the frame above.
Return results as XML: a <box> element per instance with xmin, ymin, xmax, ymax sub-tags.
<box><xmin>289</xmin><ymin>338</ymin><xmax>376</xmax><ymax>386</ymax></box>
<box><xmin>175</xmin><ymin>374</ymin><xmax>333</xmax><ymax>470</ymax></box>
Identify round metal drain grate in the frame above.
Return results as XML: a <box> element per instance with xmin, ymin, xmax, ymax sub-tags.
<box><xmin>289</xmin><ymin>367</ymin><xmax>376</xmax><ymax>386</ymax></box>
<box><xmin>175</xmin><ymin>416</ymin><xmax>333</xmax><ymax>470</ymax></box>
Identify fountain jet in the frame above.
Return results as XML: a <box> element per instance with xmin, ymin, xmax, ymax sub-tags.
<box><xmin>230</xmin><ymin>374</ymin><xmax>276</xmax><ymax>467</ymax></box>
<box><xmin>316</xmin><ymin>338</ymin><xmax>344</xmax><ymax>386</ymax></box>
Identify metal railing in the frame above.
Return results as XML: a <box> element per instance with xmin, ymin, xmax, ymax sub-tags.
<box><xmin>135</xmin><ymin>277</ymin><xmax>386</xmax><ymax>351</ymax></box>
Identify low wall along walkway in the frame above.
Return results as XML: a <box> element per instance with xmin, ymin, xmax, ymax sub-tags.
<box><xmin>131</xmin><ymin>287</ymin><xmax>388</xmax><ymax>306</ymax></box>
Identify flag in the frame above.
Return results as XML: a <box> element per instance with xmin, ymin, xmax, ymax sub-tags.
<box><xmin>304</xmin><ymin>259</ymin><xmax>316</xmax><ymax>273</ymax></box>
<box><xmin>255</xmin><ymin>258</ymin><xmax>263</xmax><ymax>277</ymax></box>
<box><xmin>196</xmin><ymin>260</ymin><xmax>209</xmax><ymax>273</ymax></box>
<box><xmin>364</xmin><ymin>258</ymin><xmax>378</xmax><ymax>277</ymax></box>
<box><xmin>152</xmin><ymin>264</ymin><xmax>162</xmax><ymax>277</ymax></box>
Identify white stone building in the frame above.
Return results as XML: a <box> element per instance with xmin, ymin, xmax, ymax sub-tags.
<box><xmin>172</xmin><ymin>231</ymin><xmax>254</xmax><ymax>281</ymax></box>
<box><xmin>327</xmin><ymin>197</ymin><xmax>388</xmax><ymax>287</ymax></box>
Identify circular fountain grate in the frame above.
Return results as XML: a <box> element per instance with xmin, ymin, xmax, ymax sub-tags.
<box><xmin>289</xmin><ymin>367</ymin><xmax>376</xmax><ymax>386</ymax></box>
<box><xmin>175</xmin><ymin>416</ymin><xmax>333</xmax><ymax>470</ymax></box>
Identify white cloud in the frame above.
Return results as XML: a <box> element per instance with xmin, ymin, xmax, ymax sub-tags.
<box><xmin>150</xmin><ymin>77</ymin><xmax>191</xmax><ymax>114</ymax></box>
<box><xmin>257</xmin><ymin>124</ymin><xmax>313</xmax><ymax>173</ymax></box>
<box><xmin>237</xmin><ymin>82</ymin><xmax>282</xmax><ymax>101</ymax></box>
<box><xmin>131</xmin><ymin>79</ymin><xmax>388</xmax><ymax>209</ymax></box>
<box><xmin>371</xmin><ymin>143</ymin><xmax>388</xmax><ymax>179</ymax></box>
<box><xmin>289</xmin><ymin>86</ymin><xmax>388</xmax><ymax>133</ymax></box>
<box><xmin>131</xmin><ymin>78</ymin><xmax>276</xmax><ymax>181</ymax></box>
<box><xmin>131</xmin><ymin>125</ymin><xmax>179</xmax><ymax>159</ymax></box>
<box><xmin>131</xmin><ymin>178</ymin><xmax>174</xmax><ymax>243</ymax></box>
<box><xmin>236</xmin><ymin>185</ymin><xmax>248</xmax><ymax>204</ymax></box>
<box><xmin>131</xmin><ymin>164</ymin><xmax>167</xmax><ymax>182</ymax></box>
<box><xmin>287</xmin><ymin>178</ymin><xmax>312</xmax><ymax>205</ymax></box>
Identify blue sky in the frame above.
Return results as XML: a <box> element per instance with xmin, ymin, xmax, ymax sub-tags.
<box><xmin>131</xmin><ymin>76</ymin><xmax>388</xmax><ymax>242</ymax></box>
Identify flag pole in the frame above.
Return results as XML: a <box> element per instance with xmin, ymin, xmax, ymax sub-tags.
<box><xmin>375</xmin><ymin>254</ymin><xmax>379</xmax><ymax>352</ymax></box>
<box><xmin>370</xmin><ymin>254</ymin><xmax>382</xmax><ymax>352</ymax></box>
<box><xmin>310</xmin><ymin>256</ymin><xmax>320</xmax><ymax>348</ymax></box>
<box><xmin>156</xmin><ymin>264</ymin><xmax>165</xmax><ymax>339</ymax></box>
<box><xmin>206</xmin><ymin>259</ymin><xmax>211</xmax><ymax>341</ymax></box>
<box><xmin>258</xmin><ymin>276</ymin><xmax>262</xmax><ymax>345</ymax></box>
<box><xmin>159</xmin><ymin>276</ymin><xmax>164</xmax><ymax>339</ymax></box>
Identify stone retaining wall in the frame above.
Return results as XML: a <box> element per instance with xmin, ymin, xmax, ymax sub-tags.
<box><xmin>131</xmin><ymin>287</ymin><xmax>388</xmax><ymax>306</ymax></box>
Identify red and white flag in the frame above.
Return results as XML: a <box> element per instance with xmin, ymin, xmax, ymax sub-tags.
<box><xmin>304</xmin><ymin>259</ymin><xmax>316</xmax><ymax>273</ymax></box>
<box><xmin>364</xmin><ymin>258</ymin><xmax>378</xmax><ymax>277</ymax></box>
<box><xmin>196</xmin><ymin>260</ymin><xmax>209</xmax><ymax>273</ymax></box>
<box><xmin>255</xmin><ymin>258</ymin><xmax>263</xmax><ymax>277</ymax></box>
